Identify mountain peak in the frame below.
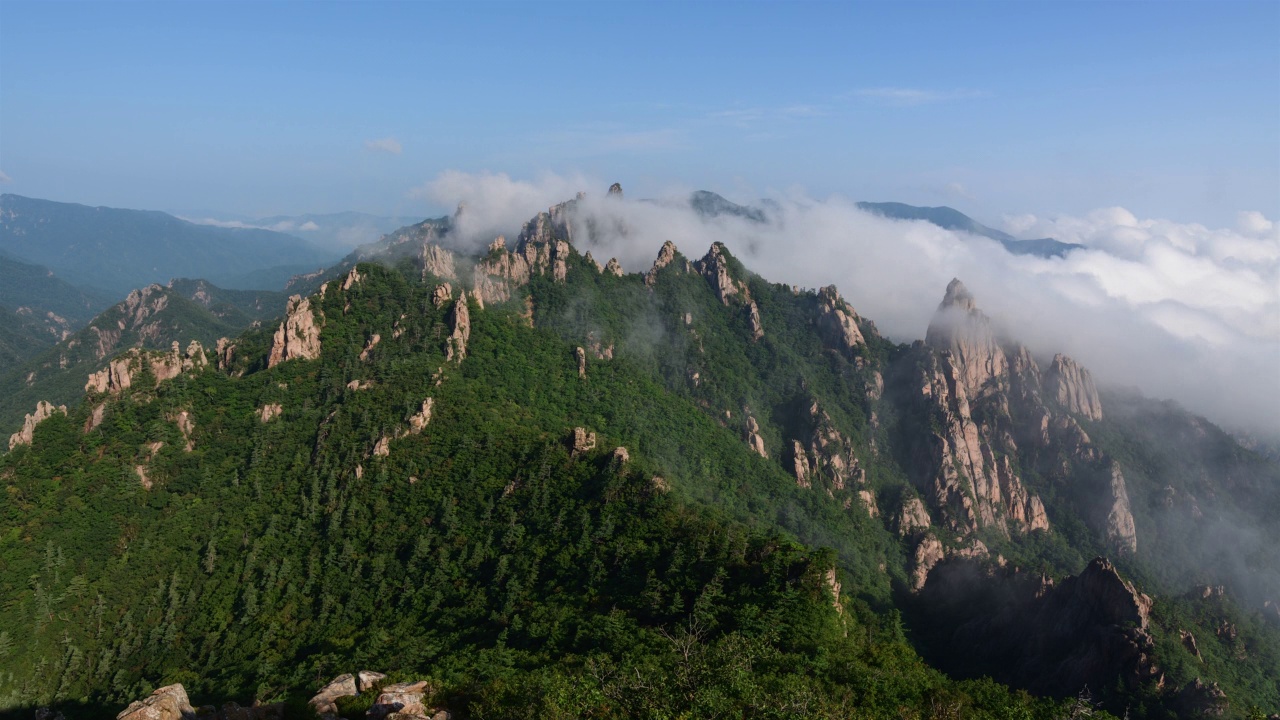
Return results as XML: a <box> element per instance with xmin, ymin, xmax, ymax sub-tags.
<box><xmin>939</xmin><ymin>277</ymin><xmax>977</xmax><ymax>312</ymax></box>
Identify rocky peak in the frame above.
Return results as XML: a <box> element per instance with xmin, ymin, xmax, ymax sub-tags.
<box><xmin>1067</xmin><ymin>557</ymin><xmax>1152</xmax><ymax>629</ymax></box>
<box><xmin>694</xmin><ymin>242</ymin><xmax>749</xmax><ymax>305</ymax></box>
<box><xmin>422</xmin><ymin>243</ymin><xmax>457</xmax><ymax>282</ymax></box>
<box><xmin>607</xmin><ymin>182</ymin><xmax>623</xmax><ymax>197</ymax></box>
<box><xmin>925</xmin><ymin>278</ymin><xmax>1007</xmax><ymax>398</ymax></box>
<box><xmin>447</xmin><ymin>291</ymin><xmax>471</xmax><ymax>362</ymax></box>
<box><xmin>1045</xmin><ymin>353</ymin><xmax>1103</xmax><ymax>421</ymax></box>
<box><xmin>1104</xmin><ymin>462</ymin><xmax>1138</xmax><ymax>555</ymax></box>
<box><xmin>8</xmin><ymin>400</ymin><xmax>66</xmax><ymax>450</ymax></box>
<box><xmin>815</xmin><ymin>285</ymin><xmax>865</xmax><ymax>356</ymax></box>
<box><xmin>604</xmin><ymin>257</ymin><xmax>623</xmax><ymax>276</ymax></box>
<box><xmin>268</xmin><ymin>295</ymin><xmax>323</xmax><ymax>367</ymax></box>
<box><xmin>645</xmin><ymin>240</ymin><xmax>679</xmax><ymax>286</ymax></box>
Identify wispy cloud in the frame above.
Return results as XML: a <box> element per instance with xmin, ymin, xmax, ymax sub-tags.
<box><xmin>0</xmin><ymin>170</ymin><xmax>11</xmax><ymax>184</ymax></box>
<box><xmin>854</xmin><ymin>87</ymin><xmax>989</xmax><ymax>106</ymax></box>
<box><xmin>364</xmin><ymin>137</ymin><xmax>403</xmax><ymax>155</ymax></box>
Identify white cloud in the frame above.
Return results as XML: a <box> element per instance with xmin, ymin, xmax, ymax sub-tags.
<box><xmin>298</xmin><ymin>220</ymin><xmax>320</xmax><ymax>231</ymax></box>
<box><xmin>0</xmin><ymin>170</ymin><xmax>11</xmax><ymax>184</ymax></box>
<box><xmin>854</xmin><ymin>87</ymin><xmax>989</xmax><ymax>106</ymax></box>
<box><xmin>364</xmin><ymin>137</ymin><xmax>403</xmax><ymax>155</ymax></box>
<box><xmin>416</xmin><ymin>171</ymin><xmax>1280</xmax><ymax>436</ymax></box>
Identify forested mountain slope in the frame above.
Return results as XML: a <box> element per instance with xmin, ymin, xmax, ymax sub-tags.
<box><xmin>1</xmin><ymin>188</ymin><xmax>1275</xmax><ymax>719</ymax></box>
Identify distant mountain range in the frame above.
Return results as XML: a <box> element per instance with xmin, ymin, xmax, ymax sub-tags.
<box><xmin>854</xmin><ymin>201</ymin><xmax>1084</xmax><ymax>257</ymax></box>
<box><xmin>0</xmin><ymin>194</ymin><xmax>340</xmax><ymax>295</ymax></box>
<box><xmin>686</xmin><ymin>191</ymin><xmax>1084</xmax><ymax>259</ymax></box>
<box><xmin>180</xmin><ymin>210</ymin><xmax>422</xmax><ymax>254</ymax></box>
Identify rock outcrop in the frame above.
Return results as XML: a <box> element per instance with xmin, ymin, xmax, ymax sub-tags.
<box><xmin>917</xmin><ymin>557</ymin><xmax>1160</xmax><ymax>697</ymax></box>
<box><xmin>446</xmin><ymin>292</ymin><xmax>471</xmax><ymax>362</ymax></box>
<box><xmin>421</xmin><ymin>244</ymin><xmax>457</xmax><ymax>281</ymax></box>
<box><xmin>570</xmin><ymin>427</ymin><xmax>597</xmax><ymax>457</ymax></box>
<box><xmin>694</xmin><ymin>242</ymin><xmax>748</xmax><ymax>306</ymax></box>
<box><xmin>897</xmin><ymin>496</ymin><xmax>932</xmax><ymax>537</ymax></box>
<box><xmin>432</xmin><ymin>282</ymin><xmax>453</xmax><ymax>308</ymax></box>
<box><xmin>815</xmin><ymin>285</ymin><xmax>865</xmax><ymax>356</ymax></box>
<box><xmin>268</xmin><ymin>295</ymin><xmax>322</xmax><ymax>367</ymax></box>
<box><xmin>575</xmin><ymin>346</ymin><xmax>587</xmax><ymax>378</ymax></box>
<box><xmin>646</xmin><ymin>241</ymin><xmax>679</xmax><ymax>286</ymax></box>
<box><xmin>258</xmin><ymin>404</ymin><xmax>283</xmax><ymax>423</ymax></box>
<box><xmin>116</xmin><ymin>684</ymin><xmax>194</xmax><ymax>720</ymax></box>
<box><xmin>1103</xmin><ymin>461</ymin><xmax>1138</xmax><ymax>555</ymax></box>
<box><xmin>407</xmin><ymin>398</ymin><xmax>433</xmax><ymax>434</ymax></box>
<box><xmin>308</xmin><ymin>671</ymin><xmax>388</xmax><ymax>718</ymax></box>
<box><xmin>604</xmin><ymin>257</ymin><xmax>624</xmax><ymax>276</ymax></box>
<box><xmin>1045</xmin><ymin>353</ymin><xmax>1103</xmax><ymax>421</ymax></box>
<box><xmin>86</xmin><ymin>342</ymin><xmax>209</xmax><ymax>396</ymax></box>
<box><xmin>744</xmin><ymin>414</ymin><xmax>768</xmax><ymax>458</ymax></box>
<box><xmin>8</xmin><ymin>400</ymin><xmax>66</xmax><ymax>450</ymax></box>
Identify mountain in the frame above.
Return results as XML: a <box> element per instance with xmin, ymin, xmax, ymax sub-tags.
<box><xmin>0</xmin><ymin>252</ymin><xmax>114</xmax><ymax>372</ymax></box>
<box><xmin>0</xmin><ymin>280</ymin><xmax>286</xmax><ymax>432</ymax></box>
<box><xmin>856</xmin><ymin>201</ymin><xmax>1084</xmax><ymax>257</ymax></box>
<box><xmin>0</xmin><ymin>194</ymin><xmax>339</xmax><ymax>294</ymax></box>
<box><xmin>179</xmin><ymin>211</ymin><xmax>424</xmax><ymax>255</ymax></box>
<box><xmin>685</xmin><ymin>192</ymin><xmax>1084</xmax><ymax>259</ymax></box>
<box><xmin>1</xmin><ymin>187</ymin><xmax>1275</xmax><ymax>719</ymax></box>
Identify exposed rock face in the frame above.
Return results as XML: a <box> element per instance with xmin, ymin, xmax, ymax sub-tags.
<box><xmin>576</xmin><ymin>346</ymin><xmax>587</xmax><ymax>378</ymax></box>
<box><xmin>788</xmin><ymin>401</ymin><xmax>866</xmax><ymax>495</ymax></box>
<box><xmin>825</xmin><ymin>567</ymin><xmax>843</xmax><ymax>613</ymax></box>
<box><xmin>421</xmin><ymin>244</ymin><xmax>457</xmax><ymax>281</ymax></box>
<box><xmin>446</xmin><ymin>292</ymin><xmax>471</xmax><ymax>362</ymax></box>
<box><xmin>912</xmin><ymin>534</ymin><xmax>946</xmax><ymax>591</ymax></box>
<box><xmin>746</xmin><ymin>301</ymin><xmax>764</xmax><ymax>340</ymax></box>
<box><xmin>342</xmin><ymin>266</ymin><xmax>363</xmax><ymax>291</ymax></box>
<box><xmin>431</xmin><ymin>283</ymin><xmax>453</xmax><ymax>308</ymax></box>
<box><xmin>925</xmin><ymin>279</ymin><xmax>1007</xmax><ymax>400</ymax></box>
<box><xmin>116</xmin><ymin>684</ymin><xmax>194</xmax><ymax>720</ymax></box>
<box><xmin>694</xmin><ymin>243</ymin><xmax>749</xmax><ymax>306</ymax></box>
<box><xmin>172</xmin><ymin>410</ymin><xmax>194</xmax><ymax>451</ymax></box>
<box><xmin>215</xmin><ymin>337</ymin><xmax>235</xmax><ymax>370</ymax></box>
<box><xmin>1180</xmin><ymin>629</ymin><xmax>1203</xmax><ymax>660</ymax></box>
<box><xmin>372</xmin><ymin>436</ymin><xmax>391</xmax><ymax>457</ymax></box>
<box><xmin>608</xmin><ymin>182</ymin><xmax>623</xmax><ymax>197</ymax></box>
<box><xmin>584</xmin><ymin>251</ymin><xmax>604</xmax><ymax>272</ymax></box>
<box><xmin>1045</xmin><ymin>353</ymin><xmax>1103</xmax><ymax>420</ymax></box>
<box><xmin>8</xmin><ymin>400</ymin><xmax>66</xmax><ymax>450</ymax></box>
<box><xmin>1104</xmin><ymin>462</ymin><xmax>1138</xmax><ymax>555</ymax></box>
<box><xmin>897</xmin><ymin>496</ymin><xmax>932</xmax><ymax>537</ymax></box>
<box><xmin>571</xmin><ymin>427</ymin><xmax>596</xmax><ymax>456</ymax></box>
<box><xmin>309</xmin><ymin>674</ymin><xmax>358</xmax><ymax>717</ymax></box>
<box><xmin>815</xmin><ymin>285</ymin><xmax>865</xmax><ymax>356</ymax></box>
<box><xmin>268</xmin><ymin>295</ymin><xmax>322</xmax><ymax>367</ymax></box>
<box><xmin>917</xmin><ymin>557</ymin><xmax>1160</xmax><ymax>697</ymax></box>
<box><xmin>612</xmin><ymin>446</ymin><xmax>630</xmax><ymax>464</ymax></box>
<box><xmin>86</xmin><ymin>342</ymin><xmax>209</xmax><ymax>396</ymax></box>
<box><xmin>87</xmin><ymin>284</ymin><xmax>172</xmax><ymax>360</ymax></box>
<box><xmin>605</xmin><ymin>257</ymin><xmax>624</xmax><ymax>276</ymax></box>
<box><xmin>646</xmin><ymin>241</ymin><xmax>678</xmax><ymax>286</ymax></box>
<box><xmin>368</xmin><ymin>681</ymin><xmax>432</xmax><ymax>719</ymax></box>
<box><xmin>360</xmin><ymin>333</ymin><xmax>381</xmax><ymax>361</ymax></box>
<box><xmin>407</xmin><ymin>398</ymin><xmax>433</xmax><ymax>434</ymax></box>
<box><xmin>587</xmin><ymin>331</ymin><xmax>614</xmax><ymax>361</ymax></box>
<box><xmin>258</xmin><ymin>404</ymin><xmax>283</xmax><ymax>423</ymax></box>
<box><xmin>744</xmin><ymin>414</ymin><xmax>768</xmax><ymax>458</ymax></box>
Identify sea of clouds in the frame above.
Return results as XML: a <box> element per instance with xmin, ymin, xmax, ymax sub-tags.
<box><xmin>418</xmin><ymin>171</ymin><xmax>1280</xmax><ymax>438</ymax></box>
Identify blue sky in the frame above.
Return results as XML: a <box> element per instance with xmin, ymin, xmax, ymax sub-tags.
<box><xmin>1</xmin><ymin>1</ymin><xmax>1276</xmax><ymax>227</ymax></box>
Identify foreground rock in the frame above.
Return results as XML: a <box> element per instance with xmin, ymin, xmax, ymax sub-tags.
<box><xmin>116</xmin><ymin>684</ymin><xmax>194</xmax><ymax>720</ymax></box>
<box><xmin>916</xmin><ymin>557</ymin><xmax>1161</xmax><ymax>697</ymax></box>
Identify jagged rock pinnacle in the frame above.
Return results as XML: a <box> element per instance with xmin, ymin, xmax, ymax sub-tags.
<box><xmin>607</xmin><ymin>182</ymin><xmax>623</xmax><ymax>198</ymax></box>
<box><xmin>939</xmin><ymin>278</ymin><xmax>977</xmax><ymax>312</ymax></box>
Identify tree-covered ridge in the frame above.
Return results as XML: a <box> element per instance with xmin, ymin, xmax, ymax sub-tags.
<box><xmin>0</xmin><ymin>262</ymin><xmax>1072</xmax><ymax>719</ymax></box>
<box><xmin>1</xmin><ymin>192</ymin><xmax>1277</xmax><ymax>719</ymax></box>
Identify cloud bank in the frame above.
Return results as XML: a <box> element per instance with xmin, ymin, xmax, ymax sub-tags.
<box><xmin>418</xmin><ymin>171</ymin><xmax>1280</xmax><ymax>437</ymax></box>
